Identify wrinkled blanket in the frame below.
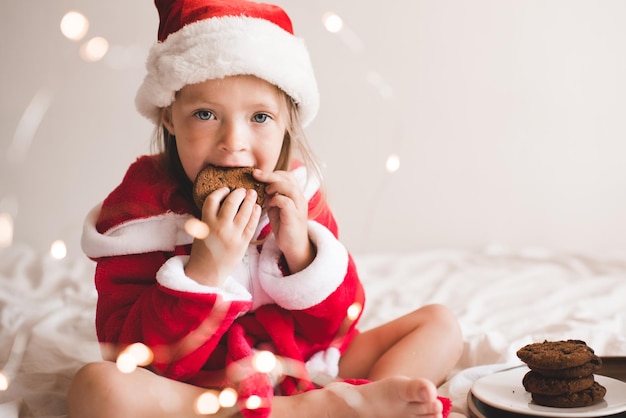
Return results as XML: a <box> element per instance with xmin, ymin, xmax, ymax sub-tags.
<box><xmin>1</xmin><ymin>244</ymin><xmax>625</xmax><ymax>417</ymax></box>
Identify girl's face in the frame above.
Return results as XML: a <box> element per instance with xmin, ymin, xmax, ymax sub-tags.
<box><xmin>162</xmin><ymin>75</ymin><xmax>288</xmax><ymax>182</ymax></box>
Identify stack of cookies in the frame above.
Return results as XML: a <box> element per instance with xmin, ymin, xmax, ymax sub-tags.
<box><xmin>516</xmin><ymin>340</ymin><xmax>607</xmax><ymax>408</ymax></box>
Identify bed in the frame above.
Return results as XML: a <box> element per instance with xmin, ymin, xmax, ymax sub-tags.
<box><xmin>1</xmin><ymin>243</ymin><xmax>625</xmax><ymax>417</ymax></box>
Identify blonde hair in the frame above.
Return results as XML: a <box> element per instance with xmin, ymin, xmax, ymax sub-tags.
<box><xmin>152</xmin><ymin>89</ymin><xmax>325</xmax><ymax>217</ymax></box>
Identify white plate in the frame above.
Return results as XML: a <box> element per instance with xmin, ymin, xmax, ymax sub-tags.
<box><xmin>471</xmin><ymin>367</ymin><xmax>626</xmax><ymax>417</ymax></box>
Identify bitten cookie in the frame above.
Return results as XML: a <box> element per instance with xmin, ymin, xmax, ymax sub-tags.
<box><xmin>193</xmin><ymin>165</ymin><xmax>266</xmax><ymax>210</ymax></box>
<box><xmin>531</xmin><ymin>355</ymin><xmax>602</xmax><ymax>379</ymax></box>
<box><xmin>522</xmin><ymin>371</ymin><xmax>594</xmax><ymax>396</ymax></box>
<box><xmin>516</xmin><ymin>340</ymin><xmax>595</xmax><ymax>370</ymax></box>
<box><xmin>531</xmin><ymin>381</ymin><xmax>607</xmax><ymax>408</ymax></box>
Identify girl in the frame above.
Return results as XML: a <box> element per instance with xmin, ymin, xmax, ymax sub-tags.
<box><xmin>67</xmin><ymin>1</ymin><xmax>463</xmax><ymax>417</ymax></box>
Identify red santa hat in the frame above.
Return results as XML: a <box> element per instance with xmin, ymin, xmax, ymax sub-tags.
<box><xmin>135</xmin><ymin>0</ymin><xmax>320</xmax><ymax>127</ymax></box>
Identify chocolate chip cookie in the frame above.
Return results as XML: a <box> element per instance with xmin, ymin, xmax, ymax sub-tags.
<box><xmin>531</xmin><ymin>381</ymin><xmax>607</xmax><ymax>408</ymax></box>
<box><xmin>522</xmin><ymin>370</ymin><xmax>595</xmax><ymax>396</ymax></box>
<box><xmin>531</xmin><ymin>355</ymin><xmax>602</xmax><ymax>379</ymax></box>
<box><xmin>516</xmin><ymin>340</ymin><xmax>595</xmax><ymax>370</ymax></box>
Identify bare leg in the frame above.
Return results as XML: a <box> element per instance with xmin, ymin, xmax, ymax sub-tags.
<box><xmin>67</xmin><ymin>362</ymin><xmax>240</xmax><ymax>418</ymax></box>
<box><xmin>68</xmin><ymin>362</ymin><xmax>443</xmax><ymax>418</ymax></box>
<box><xmin>339</xmin><ymin>304</ymin><xmax>463</xmax><ymax>385</ymax></box>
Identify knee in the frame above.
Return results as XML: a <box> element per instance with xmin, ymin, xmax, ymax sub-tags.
<box><xmin>421</xmin><ymin>304</ymin><xmax>463</xmax><ymax>347</ymax></box>
<box><xmin>420</xmin><ymin>303</ymin><xmax>458</xmax><ymax>326</ymax></box>
<box><xmin>67</xmin><ymin>362</ymin><xmax>122</xmax><ymax>418</ymax></box>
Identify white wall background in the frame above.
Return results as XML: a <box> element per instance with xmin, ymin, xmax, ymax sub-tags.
<box><xmin>2</xmin><ymin>0</ymin><xmax>626</xmax><ymax>258</ymax></box>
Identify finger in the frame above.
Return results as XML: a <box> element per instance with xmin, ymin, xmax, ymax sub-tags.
<box><xmin>264</xmin><ymin>192</ymin><xmax>295</xmax><ymax>211</ymax></box>
<box><xmin>243</xmin><ymin>204</ymin><xmax>262</xmax><ymax>241</ymax></box>
<box><xmin>267</xmin><ymin>183</ymin><xmax>306</xmax><ymax>212</ymax></box>
<box><xmin>267</xmin><ymin>206</ymin><xmax>280</xmax><ymax>228</ymax></box>
<box><xmin>217</xmin><ymin>188</ymin><xmax>247</xmax><ymax>219</ymax></box>
<box><xmin>265</xmin><ymin>191</ymin><xmax>308</xmax><ymax>222</ymax></box>
<box><xmin>252</xmin><ymin>168</ymin><xmax>275</xmax><ymax>183</ymax></box>
<box><xmin>203</xmin><ymin>187</ymin><xmax>231</xmax><ymax>216</ymax></box>
<box><xmin>233</xmin><ymin>189</ymin><xmax>258</xmax><ymax>227</ymax></box>
<box><xmin>253</xmin><ymin>170</ymin><xmax>294</xmax><ymax>194</ymax></box>
<box><xmin>263</xmin><ymin>175</ymin><xmax>297</xmax><ymax>195</ymax></box>
<box><xmin>264</xmin><ymin>194</ymin><xmax>303</xmax><ymax>230</ymax></box>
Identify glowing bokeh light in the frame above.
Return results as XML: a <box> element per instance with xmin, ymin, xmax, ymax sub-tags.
<box><xmin>60</xmin><ymin>11</ymin><xmax>89</xmax><ymax>41</ymax></box>
<box><xmin>385</xmin><ymin>154</ymin><xmax>401</xmax><ymax>173</ymax></box>
<box><xmin>0</xmin><ymin>372</ymin><xmax>9</xmax><ymax>391</ymax></box>
<box><xmin>80</xmin><ymin>37</ymin><xmax>109</xmax><ymax>62</ymax></box>
<box><xmin>116</xmin><ymin>352</ymin><xmax>138</xmax><ymax>374</ymax></box>
<box><xmin>126</xmin><ymin>343</ymin><xmax>153</xmax><ymax>366</ymax></box>
<box><xmin>184</xmin><ymin>218</ymin><xmax>210</xmax><ymax>240</ymax></box>
<box><xmin>115</xmin><ymin>343</ymin><xmax>154</xmax><ymax>374</ymax></box>
<box><xmin>347</xmin><ymin>302</ymin><xmax>362</xmax><ymax>321</ymax></box>
<box><xmin>50</xmin><ymin>240</ymin><xmax>67</xmax><ymax>260</ymax></box>
<box><xmin>195</xmin><ymin>391</ymin><xmax>220</xmax><ymax>414</ymax></box>
<box><xmin>245</xmin><ymin>395</ymin><xmax>262</xmax><ymax>410</ymax></box>
<box><xmin>253</xmin><ymin>351</ymin><xmax>277</xmax><ymax>374</ymax></box>
<box><xmin>218</xmin><ymin>388</ymin><xmax>238</xmax><ymax>408</ymax></box>
<box><xmin>322</xmin><ymin>12</ymin><xmax>343</xmax><ymax>33</ymax></box>
<box><xmin>0</xmin><ymin>213</ymin><xmax>13</xmax><ymax>248</ymax></box>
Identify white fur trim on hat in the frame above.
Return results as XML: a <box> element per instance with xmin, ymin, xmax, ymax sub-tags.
<box><xmin>136</xmin><ymin>15</ymin><xmax>319</xmax><ymax>127</ymax></box>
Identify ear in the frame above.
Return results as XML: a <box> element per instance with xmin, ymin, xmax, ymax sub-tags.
<box><xmin>161</xmin><ymin>107</ymin><xmax>175</xmax><ymax>135</ymax></box>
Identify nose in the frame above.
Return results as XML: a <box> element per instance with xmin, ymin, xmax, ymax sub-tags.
<box><xmin>219</xmin><ymin>120</ymin><xmax>248</xmax><ymax>152</ymax></box>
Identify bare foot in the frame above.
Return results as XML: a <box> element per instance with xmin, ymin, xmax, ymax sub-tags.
<box><xmin>270</xmin><ymin>376</ymin><xmax>443</xmax><ymax>418</ymax></box>
<box><xmin>327</xmin><ymin>377</ymin><xmax>443</xmax><ymax>418</ymax></box>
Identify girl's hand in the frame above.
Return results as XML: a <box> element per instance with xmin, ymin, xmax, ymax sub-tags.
<box><xmin>184</xmin><ymin>187</ymin><xmax>261</xmax><ymax>286</ymax></box>
<box><xmin>254</xmin><ymin>169</ymin><xmax>315</xmax><ymax>274</ymax></box>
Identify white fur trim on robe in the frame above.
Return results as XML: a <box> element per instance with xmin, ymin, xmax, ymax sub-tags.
<box><xmin>156</xmin><ymin>255</ymin><xmax>252</xmax><ymax>302</ymax></box>
<box><xmin>81</xmin><ymin>204</ymin><xmax>194</xmax><ymax>258</ymax></box>
<box><xmin>257</xmin><ymin>221</ymin><xmax>349</xmax><ymax>311</ymax></box>
<box><xmin>306</xmin><ymin>347</ymin><xmax>341</xmax><ymax>386</ymax></box>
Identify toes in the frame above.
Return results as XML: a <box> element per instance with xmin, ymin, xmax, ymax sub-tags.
<box><xmin>403</xmin><ymin>377</ymin><xmax>438</xmax><ymax>403</ymax></box>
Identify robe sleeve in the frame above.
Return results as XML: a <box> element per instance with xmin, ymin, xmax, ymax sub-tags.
<box><xmin>93</xmin><ymin>250</ymin><xmax>253</xmax><ymax>381</ymax></box>
<box><xmin>256</xmin><ymin>190</ymin><xmax>365</xmax><ymax>355</ymax></box>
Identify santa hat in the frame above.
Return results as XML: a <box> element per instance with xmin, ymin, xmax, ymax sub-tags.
<box><xmin>135</xmin><ymin>0</ymin><xmax>320</xmax><ymax>127</ymax></box>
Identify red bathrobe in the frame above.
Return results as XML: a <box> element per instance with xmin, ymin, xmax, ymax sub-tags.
<box><xmin>82</xmin><ymin>155</ymin><xmax>366</xmax><ymax>416</ymax></box>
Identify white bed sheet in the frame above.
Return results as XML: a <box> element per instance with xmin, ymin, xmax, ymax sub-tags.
<box><xmin>1</xmin><ymin>244</ymin><xmax>625</xmax><ymax>417</ymax></box>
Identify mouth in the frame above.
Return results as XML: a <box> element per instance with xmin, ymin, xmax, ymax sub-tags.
<box><xmin>206</xmin><ymin>162</ymin><xmax>254</xmax><ymax>169</ymax></box>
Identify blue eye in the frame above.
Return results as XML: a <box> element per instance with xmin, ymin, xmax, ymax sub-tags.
<box><xmin>194</xmin><ymin>110</ymin><xmax>215</xmax><ymax>121</ymax></box>
<box><xmin>253</xmin><ymin>113</ymin><xmax>269</xmax><ymax>123</ymax></box>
